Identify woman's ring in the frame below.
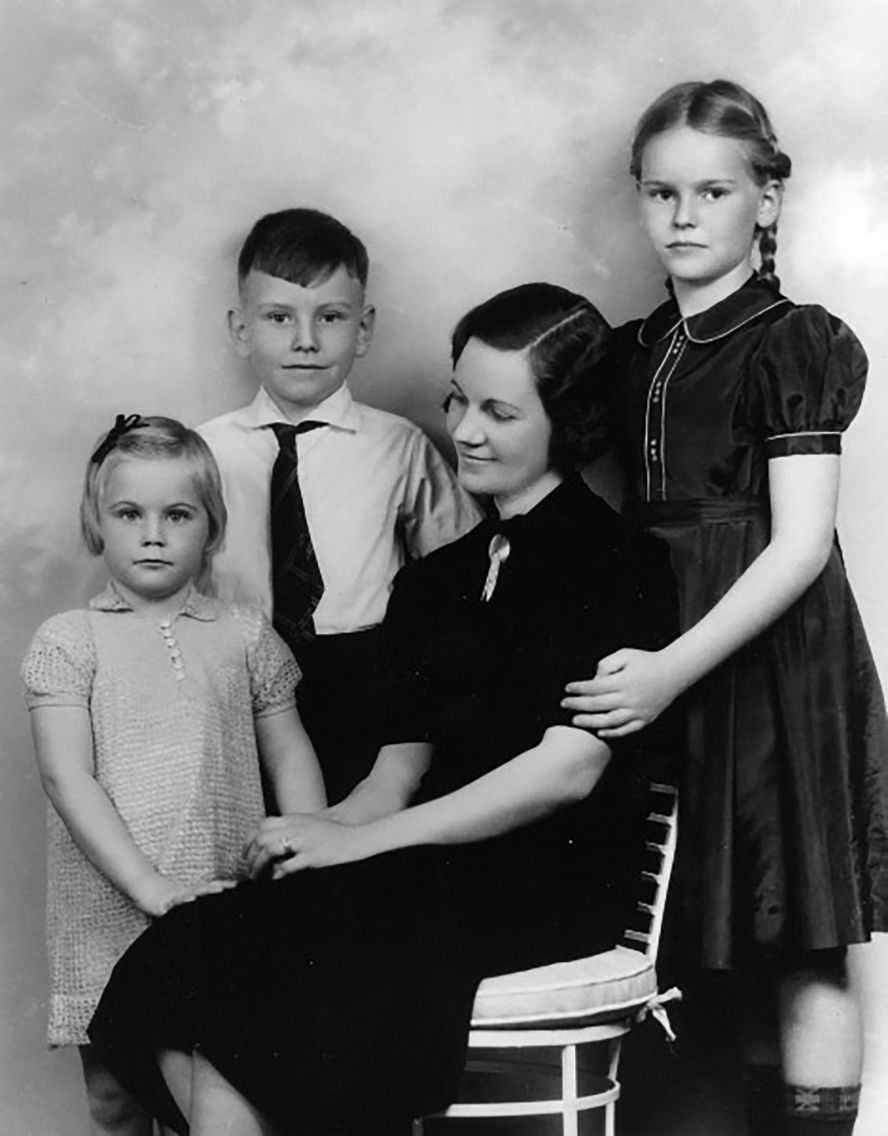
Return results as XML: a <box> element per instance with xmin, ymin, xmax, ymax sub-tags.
<box><xmin>280</xmin><ymin>836</ymin><xmax>293</xmax><ymax>856</ymax></box>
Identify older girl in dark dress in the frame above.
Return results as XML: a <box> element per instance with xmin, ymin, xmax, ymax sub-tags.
<box><xmin>89</xmin><ymin>283</ymin><xmax>674</xmax><ymax>1135</ymax></box>
<box><xmin>563</xmin><ymin>80</ymin><xmax>888</xmax><ymax>1136</ymax></box>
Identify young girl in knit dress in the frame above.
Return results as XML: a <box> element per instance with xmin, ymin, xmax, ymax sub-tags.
<box><xmin>563</xmin><ymin>80</ymin><xmax>888</xmax><ymax>1136</ymax></box>
<box><xmin>21</xmin><ymin>416</ymin><xmax>325</xmax><ymax>1136</ymax></box>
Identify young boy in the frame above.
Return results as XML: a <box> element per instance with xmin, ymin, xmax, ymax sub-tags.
<box><xmin>200</xmin><ymin>208</ymin><xmax>481</xmax><ymax>802</ymax></box>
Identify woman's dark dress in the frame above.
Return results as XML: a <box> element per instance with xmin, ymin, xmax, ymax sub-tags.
<box><xmin>613</xmin><ymin>274</ymin><xmax>888</xmax><ymax>969</ymax></box>
<box><xmin>89</xmin><ymin>476</ymin><xmax>675</xmax><ymax>1130</ymax></box>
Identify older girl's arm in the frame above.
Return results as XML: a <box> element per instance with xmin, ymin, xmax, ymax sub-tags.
<box><xmin>563</xmin><ymin>452</ymin><xmax>840</xmax><ymax>736</ymax></box>
<box><xmin>31</xmin><ymin>705</ymin><xmax>234</xmax><ymax>915</ymax></box>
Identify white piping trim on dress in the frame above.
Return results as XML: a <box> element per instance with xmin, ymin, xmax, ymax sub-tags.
<box><xmin>682</xmin><ymin>299</ymin><xmax>791</xmax><ymax>344</ymax></box>
<box><xmin>766</xmin><ymin>430</ymin><xmax>842</xmax><ymax>440</ymax></box>
<box><xmin>644</xmin><ymin>328</ymin><xmax>686</xmax><ymax>500</ymax></box>
<box><xmin>637</xmin><ymin>314</ymin><xmax>682</xmax><ymax>347</ymax></box>
<box><xmin>643</xmin><ymin>350</ymin><xmax>668</xmax><ymax>500</ymax></box>
<box><xmin>638</xmin><ymin>297</ymin><xmax>792</xmax><ymax>346</ymax></box>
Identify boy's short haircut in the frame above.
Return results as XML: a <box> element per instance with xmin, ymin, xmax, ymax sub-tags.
<box><xmin>237</xmin><ymin>208</ymin><xmax>369</xmax><ymax>290</ymax></box>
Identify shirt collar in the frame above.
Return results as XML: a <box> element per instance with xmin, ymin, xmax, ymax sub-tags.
<box><xmin>637</xmin><ymin>275</ymin><xmax>791</xmax><ymax>347</ymax></box>
<box><xmin>236</xmin><ymin>383</ymin><xmax>360</xmax><ymax>433</ymax></box>
<box><xmin>89</xmin><ymin>582</ymin><xmax>219</xmax><ymax>621</ymax></box>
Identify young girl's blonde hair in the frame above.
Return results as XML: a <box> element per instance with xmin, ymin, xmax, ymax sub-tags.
<box><xmin>80</xmin><ymin>415</ymin><xmax>227</xmax><ymax>575</ymax></box>
<box><xmin>630</xmin><ymin>79</ymin><xmax>792</xmax><ymax>289</ymax></box>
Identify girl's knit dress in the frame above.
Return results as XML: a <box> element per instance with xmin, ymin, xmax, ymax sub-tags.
<box><xmin>21</xmin><ymin>585</ymin><xmax>299</xmax><ymax>1045</ymax></box>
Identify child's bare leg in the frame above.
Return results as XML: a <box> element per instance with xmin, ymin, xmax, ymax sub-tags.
<box><xmin>847</xmin><ymin>932</ymin><xmax>888</xmax><ymax>1136</ymax></box>
<box><xmin>778</xmin><ymin>957</ymin><xmax>862</xmax><ymax>1084</ymax></box>
<box><xmin>778</xmin><ymin>954</ymin><xmax>862</xmax><ymax>1133</ymax></box>
<box><xmin>79</xmin><ymin>1045</ymin><xmax>154</xmax><ymax>1136</ymax></box>
<box><xmin>188</xmin><ymin>1050</ymin><xmax>278</xmax><ymax>1136</ymax></box>
<box><xmin>162</xmin><ymin>1048</ymin><xmax>412</xmax><ymax>1135</ymax></box>
<box><xmin>156</xmin><ymin>1047</ymin><xmax>193</xmax><ymax>1121</ymax></box>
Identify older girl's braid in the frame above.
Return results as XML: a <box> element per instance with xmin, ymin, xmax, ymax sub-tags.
<box><xmin>753</xmin><ymin>120</ymin><xmax>791</xmax><ymax>291</ymax></box>
<box><xmin>757</xmin><ymin>223</ymin><xmax>780</xmax><ymax>290</ymax></box>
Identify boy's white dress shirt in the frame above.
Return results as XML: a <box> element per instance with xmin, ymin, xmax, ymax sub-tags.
<box><xmin>200</xmin><ymin>384</ymin><xmax>482</xmax><ymax>636</ymax></box>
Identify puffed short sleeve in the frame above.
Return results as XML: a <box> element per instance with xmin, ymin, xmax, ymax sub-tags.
<box><xmin>238</xmin><ymin>608</ymin><xmax>301</xmax><ymax>718</ymax></box>
<box><xmin>749</xmin><ymin>305</ymin><xmax>868</xmax><ymax>458</ymax></box>
<box><xmin>21</xmin><ymin>611</ymin><xmax>96</xmax><ymax>709</ymax></box>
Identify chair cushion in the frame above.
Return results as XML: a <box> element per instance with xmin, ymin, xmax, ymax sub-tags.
<box><xmin>470</xmin><ymin>946</ymin><xmax>657</xmax><ymax>1028</ymax></box>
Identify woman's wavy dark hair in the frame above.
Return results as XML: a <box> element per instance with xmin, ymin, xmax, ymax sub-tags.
<box><xmin>450</xmin><ymin>283</ymin><xmax>612</xmax><ymax>474</ymax></box>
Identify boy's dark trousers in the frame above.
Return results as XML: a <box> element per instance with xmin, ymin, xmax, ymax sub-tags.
<box><xmin>293</xmin><ymin>627</ymin><xmax>386</xmax><ymax>806</ymax></box>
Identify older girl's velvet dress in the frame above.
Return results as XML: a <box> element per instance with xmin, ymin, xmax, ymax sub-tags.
<box><xmin>88</xmin><ymin>477</ymin><xmax>674</xmax><ymax>1131</ymax></box>
<box><xmin>613</xmin><ymin>274</ymin><xmax>888</xmax><ymax>969</ymax></box>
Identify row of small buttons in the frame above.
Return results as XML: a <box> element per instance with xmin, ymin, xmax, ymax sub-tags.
<box><xmin>159</xmin><ymin>618</ymin><xmax>186</xmax><ymax>681</ymax></box>
<box><xmin>644</xmin><ymin>331</ymin><xmax>686</xmax><ymax>499</ymax></box>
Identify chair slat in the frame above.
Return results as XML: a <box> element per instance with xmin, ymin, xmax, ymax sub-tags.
<box><xmin>427</xmin><ymin>781</ymin><xmax>680</xmax><ymax>1135</ymax></box>
<box><xmin>649</xmin><ymin>782</ymin><xmax>678</xmax><ymax>796</ymax></box>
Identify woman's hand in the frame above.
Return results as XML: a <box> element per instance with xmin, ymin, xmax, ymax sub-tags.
<box><xmin>245</xmin><ymin>814</ymin><xmax>375</xmax><ymax>880</ymax></box>
<box><xmin>562</xmin><ymin>647</ymin><xmax>681</xmax><ymax>737</ymax></box>
<box><xmin>135</xmin><ymin>875</ymin><xmax>237</xmax><ymax>918</ymax></box>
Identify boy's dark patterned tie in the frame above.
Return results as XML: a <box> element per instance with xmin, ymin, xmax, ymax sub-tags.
<box><xmin>270</xmin><ymin>421</ymin><xmax>326</xmax><ymax>645</ymax></box>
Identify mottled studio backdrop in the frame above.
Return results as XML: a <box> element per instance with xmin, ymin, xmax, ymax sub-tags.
<box><xmin>2</xmin><ymin>1</ymin><xmax>887</xmax><ymax>1131</ymax></box>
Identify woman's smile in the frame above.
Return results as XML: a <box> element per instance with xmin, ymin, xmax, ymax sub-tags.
<box><xmin>446</xmin><ymin>339</ymin><xmax>560</xmax><ymax>518</ymax></box>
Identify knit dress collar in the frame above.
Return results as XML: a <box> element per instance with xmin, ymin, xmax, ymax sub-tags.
<box><xmin>89</xmin><ymin>582</ymin><xmax>219</xmax><ymax>621</ymax></box>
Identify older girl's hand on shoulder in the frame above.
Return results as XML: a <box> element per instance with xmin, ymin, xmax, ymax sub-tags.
<box><xmin>562</xmin><ymin>647</ymin><xmax>683</xmax><ymax>737</ymax></box>
<box><xmin>245</xmin><ymin>814</ymin><xmax>377</xmax><ymax>880</ymax></box>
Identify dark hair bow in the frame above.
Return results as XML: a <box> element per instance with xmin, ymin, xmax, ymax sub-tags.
<box><xmin>90</xmin><ymin>414</ymin><xmax>146</xmax><ymax>465</ymax></box>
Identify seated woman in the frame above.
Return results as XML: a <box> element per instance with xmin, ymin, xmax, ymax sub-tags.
<box><xmin>88</xmin><ymin>283</ymin><xmax>676</xmax><ymax>1136</ymax></box>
